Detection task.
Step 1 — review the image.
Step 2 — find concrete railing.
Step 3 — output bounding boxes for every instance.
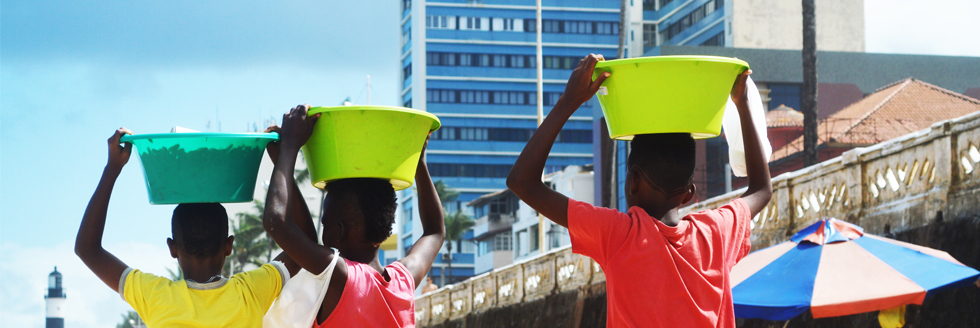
[415,111,980,327]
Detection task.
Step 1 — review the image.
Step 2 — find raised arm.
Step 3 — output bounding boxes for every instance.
[506,54,610,228]
[265,125,319,277]
[75,128,134,292]
[398,137,446,287]
[731,70,773,215]
[263,105,335,275]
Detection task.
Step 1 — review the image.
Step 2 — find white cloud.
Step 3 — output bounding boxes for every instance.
[0,241,176,328]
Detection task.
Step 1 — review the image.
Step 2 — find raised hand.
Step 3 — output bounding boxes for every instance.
[279,104,320,150]
[730,69,753,106]
[559,54,611,106]
[107,128,134,172]
[264,125,282,163]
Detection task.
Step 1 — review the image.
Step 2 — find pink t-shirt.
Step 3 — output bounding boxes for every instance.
[314,259,416,328]
[568,198,752,328]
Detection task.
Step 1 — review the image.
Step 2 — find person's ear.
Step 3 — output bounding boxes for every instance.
[681,184,697,205]
[628,169,641,196]
[167,238,179,259]
[224,236,234,257]
[337,221,348,241]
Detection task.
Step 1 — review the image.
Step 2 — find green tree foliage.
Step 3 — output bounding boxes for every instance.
[165,266,183,281]
[116,311,144,328]
[223,200,279,276]
[434,180,460,205]
[223,165,318,276]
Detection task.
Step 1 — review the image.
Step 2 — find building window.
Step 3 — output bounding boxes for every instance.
[462,240,476,253]
[524,19,617,35]
[660,0,722,42]
[643,23,658,48]
[426,15,454,29]
[488,196,518,217]
[403,99,412,108]
[429,163,513,178]
[643,0,657,10]
[658,0,675,8]
[544,92,562,106]
[494,18,520,31]
[515,230,525,255]
[478,232,513,255]
[529,224,539,252]
[548,225,566,248]
[426,88,594,108]
[430,126,591,143]
[460,16,487,31]
[427,51,614,70]
[402,203,413,233]
[701,32,724,46]
[492,54,507,67]
[557,129,594,143]
[402,64,412,80]
[494,232,512,251]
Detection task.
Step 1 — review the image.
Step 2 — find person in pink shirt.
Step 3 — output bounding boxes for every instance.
[507,54,772,327]
[263,105,446,327]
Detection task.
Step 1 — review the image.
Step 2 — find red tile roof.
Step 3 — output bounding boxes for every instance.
[766,104,804,128]
[772,78,980,161]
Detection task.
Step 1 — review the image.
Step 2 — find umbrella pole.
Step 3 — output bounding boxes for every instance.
[782,320,790,328]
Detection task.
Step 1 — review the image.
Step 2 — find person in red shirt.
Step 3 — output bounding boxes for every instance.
[263,105,446,327]
[507,54,772,327]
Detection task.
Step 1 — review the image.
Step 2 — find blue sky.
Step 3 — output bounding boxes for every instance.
[2,0,979,327]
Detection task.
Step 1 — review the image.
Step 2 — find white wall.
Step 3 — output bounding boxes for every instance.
[732,0,864,52]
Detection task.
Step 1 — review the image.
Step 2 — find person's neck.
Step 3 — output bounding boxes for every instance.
[179,256,225,282]
[640,204,683,227]
[344,247,385,274]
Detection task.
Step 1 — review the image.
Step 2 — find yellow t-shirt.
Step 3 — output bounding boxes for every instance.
[120,262,288,328]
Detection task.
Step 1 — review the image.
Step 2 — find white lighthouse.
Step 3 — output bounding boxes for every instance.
[45,266,66,328]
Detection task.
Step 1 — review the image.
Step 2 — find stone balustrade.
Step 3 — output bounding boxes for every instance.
[416,111,980,327]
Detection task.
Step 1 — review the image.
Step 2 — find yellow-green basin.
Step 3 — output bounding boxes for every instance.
[302,106,440,190]
[592,56,749,140]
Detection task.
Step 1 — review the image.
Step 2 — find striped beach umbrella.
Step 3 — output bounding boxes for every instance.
[731,218,979,320]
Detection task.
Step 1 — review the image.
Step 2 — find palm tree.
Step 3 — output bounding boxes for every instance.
[433,180,474,286]
[165,266,183,281]
[223,159,320,276]
[434,180,459,206]
[442,209,475,285]
[295,154,327,237]
[224,200,278,275]
[116,311,143,328]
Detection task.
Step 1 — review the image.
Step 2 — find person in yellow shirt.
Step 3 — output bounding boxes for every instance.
[75,127,316,327]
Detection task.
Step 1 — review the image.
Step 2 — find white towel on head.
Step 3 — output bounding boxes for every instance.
[721,76,772,177]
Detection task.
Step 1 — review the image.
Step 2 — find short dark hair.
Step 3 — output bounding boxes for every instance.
[326,178,397,244]
[628,133,696,194]
[171,203,229,258]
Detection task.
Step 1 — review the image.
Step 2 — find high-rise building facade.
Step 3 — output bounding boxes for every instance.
[397,0,624,286]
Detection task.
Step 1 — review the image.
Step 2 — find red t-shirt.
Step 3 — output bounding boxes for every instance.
[567,198,752,328]
[314,259,416,328]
